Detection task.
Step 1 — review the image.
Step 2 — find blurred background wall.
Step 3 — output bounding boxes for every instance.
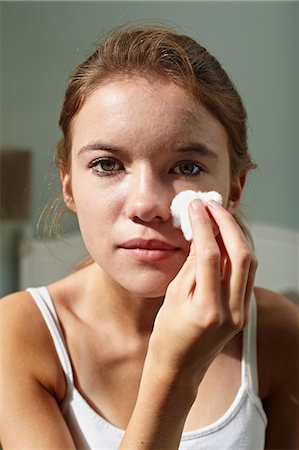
[1,1,298,297]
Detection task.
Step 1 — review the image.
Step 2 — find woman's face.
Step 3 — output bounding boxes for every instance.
[63,77,242,297]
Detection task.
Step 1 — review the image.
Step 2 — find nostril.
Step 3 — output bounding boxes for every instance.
[131,214,164,224]
[125,187,173,223]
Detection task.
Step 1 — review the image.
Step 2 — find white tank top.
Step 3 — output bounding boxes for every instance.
[27,287,267,449]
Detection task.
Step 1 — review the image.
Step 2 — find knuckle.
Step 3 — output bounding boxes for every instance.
[229,312,245,331]
[200,308,223,330]
[251,255,258,271]
[235,248,252,268]
[202,247,220,265]
[221,310,245,333]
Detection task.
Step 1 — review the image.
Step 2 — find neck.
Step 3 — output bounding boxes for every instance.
[80,263,165,337]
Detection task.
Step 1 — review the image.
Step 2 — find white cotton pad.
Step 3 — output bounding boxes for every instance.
[170,190,223,240]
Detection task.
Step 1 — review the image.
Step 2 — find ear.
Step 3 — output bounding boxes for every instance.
[227,172,247,215]
[60,168,77,213]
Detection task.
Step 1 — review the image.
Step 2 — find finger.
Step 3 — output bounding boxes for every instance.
[243,255,258,324]
[206,201,253,318]
[215,229,230,281]
[171,241,197,298]
[188,199,221,302]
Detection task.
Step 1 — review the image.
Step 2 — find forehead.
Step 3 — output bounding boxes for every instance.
[71,77,228,156]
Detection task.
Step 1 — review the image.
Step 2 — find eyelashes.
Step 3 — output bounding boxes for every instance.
[170,161,205,177]
[89,157,206,178]
[89,157,123,176]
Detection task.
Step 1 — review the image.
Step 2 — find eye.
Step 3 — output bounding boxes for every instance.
[171,161,205,177]
[89,157,123,175]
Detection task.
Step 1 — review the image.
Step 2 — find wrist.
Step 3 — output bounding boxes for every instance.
[119,339,201,450]
[141,341,200,406]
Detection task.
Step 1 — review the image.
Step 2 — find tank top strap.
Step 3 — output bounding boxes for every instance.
[26,287,74,386]
[28,286,259,396]
[242,293,259,395]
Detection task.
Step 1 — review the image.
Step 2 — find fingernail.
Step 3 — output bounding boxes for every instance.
[208,199,221,209]
[191,199,203,210]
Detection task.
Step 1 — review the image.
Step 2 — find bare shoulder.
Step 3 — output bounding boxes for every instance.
[1,290,65,400]
[254,290,299,447]
[1,291,75,447]
[255,286,299,339]
[1,290,47,347]
[255,286,299,327]
[254,287,299,396]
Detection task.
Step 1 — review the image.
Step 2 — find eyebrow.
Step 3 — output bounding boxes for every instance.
[78,142,121,155]
[78,141,219,160]
[175,143,218,160]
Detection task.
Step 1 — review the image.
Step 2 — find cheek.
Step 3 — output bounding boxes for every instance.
[214,162,233,210]
[71,175,123,235]
[75,196,120,233]
[74,196,120,265]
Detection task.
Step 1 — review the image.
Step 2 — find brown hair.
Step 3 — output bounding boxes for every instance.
[54,24,256,244]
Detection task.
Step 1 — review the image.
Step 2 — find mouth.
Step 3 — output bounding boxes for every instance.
[118,238,180,262]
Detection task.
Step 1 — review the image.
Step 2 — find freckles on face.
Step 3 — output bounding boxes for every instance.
[68,77,232,296]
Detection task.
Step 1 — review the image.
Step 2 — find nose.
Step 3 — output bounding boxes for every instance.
[125,164,172,223]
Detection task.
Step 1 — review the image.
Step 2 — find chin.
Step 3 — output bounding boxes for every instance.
[124,279,170,298]
[96,254,184,299]
[130,286,168,299]
[115,271,176,299]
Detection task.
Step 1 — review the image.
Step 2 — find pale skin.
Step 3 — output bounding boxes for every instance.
[1,77,298,449]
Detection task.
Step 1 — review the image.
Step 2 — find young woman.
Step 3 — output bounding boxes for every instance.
[1,25,298,449]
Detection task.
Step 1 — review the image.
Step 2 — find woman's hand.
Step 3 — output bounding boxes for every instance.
[120,199,258,450]
[148,198,258,388]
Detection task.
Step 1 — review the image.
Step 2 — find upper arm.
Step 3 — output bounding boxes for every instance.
[256,288,299,449]
[263,382,299,449]
[0,292,76,449]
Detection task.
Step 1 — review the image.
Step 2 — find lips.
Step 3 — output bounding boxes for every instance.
[118,238,180,262]
[119,238,178,251]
